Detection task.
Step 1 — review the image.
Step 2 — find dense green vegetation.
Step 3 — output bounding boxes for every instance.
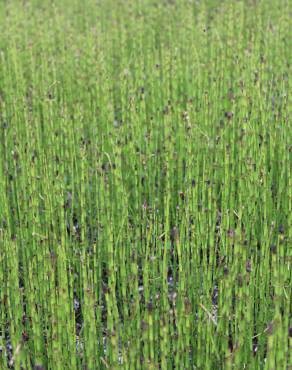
[0,0,291,368]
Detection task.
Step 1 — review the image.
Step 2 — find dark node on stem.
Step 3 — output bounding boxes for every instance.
[76,322,82,336]
[22,313,27,325]
[101,162,108,171]
[34,365,45,370]
[102,283,110,294]
[212,285,218,305]
[22,331,29,342]
[270,244,277,254]
[227,228,235,238]
[163,106,169,115]
[147,301,153,312]
[225,111,233,120]
[1,218,7,229]
[278,224,284,234]
[228,331,233,352]
[141,176,145,186]
[252,336,258,356]
[179,191,185,200]
[246,260,252,273]
[74,298,80,312]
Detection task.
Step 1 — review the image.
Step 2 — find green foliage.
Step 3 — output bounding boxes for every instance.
[0,0,291,368]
